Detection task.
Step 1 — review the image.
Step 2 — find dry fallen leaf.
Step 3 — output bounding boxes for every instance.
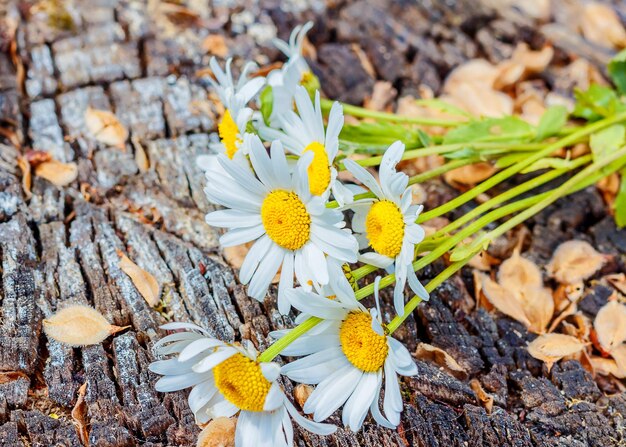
[470,379,494,413]
[580,3,626,49]
[594,301,626,353]
[609,344,626,378]
[523,287,555,335]
[444,163,497,187]
[43,304,127,347]
[547,240,606,284]
[480,274,532,327]
[589,355,621,377]
[197,417,236,447]
[497,249,543,291]
[294,384,313,409]
[72,383,89,445]
[118,250,161,307]
[527,333,587,371]
[364,81,397,112]
[132,136,150,172]
[85,107,128,150]
[16,156,32,199]
[415,343,467,379]
[202,34,229,57]
[34,159,78,187]
[605,273,626,295]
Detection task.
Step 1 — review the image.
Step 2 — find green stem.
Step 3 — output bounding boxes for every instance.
[386,260,468,334]
[327,158,476,209]
[433,155,592,237]
[416,111,626,223]
[346,141,546,170]
[258,317,321,363]
[321,98,467,127]
[459,147,626,258]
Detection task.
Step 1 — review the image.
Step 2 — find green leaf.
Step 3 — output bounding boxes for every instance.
[449,234,489,262]
[572,84,623,121]
[416,129,432,148]
[413,98,473,118]
[615,167,626,228]
[259,86,273,126]
[609,49,626,95]
[535,105,568,141]
[589,124,625,163]
[520,157,575,174]
[495,153,528,169]
[444,147,478,160]
[443,117,533,145]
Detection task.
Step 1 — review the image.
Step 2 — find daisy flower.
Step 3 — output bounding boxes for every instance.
[203,133,358,313]
[343,141,429,315]
[275,286,417,431]
[197,57,266,171]
[265,22,315,125]
[259,86,353,204]
[150,322,335,447]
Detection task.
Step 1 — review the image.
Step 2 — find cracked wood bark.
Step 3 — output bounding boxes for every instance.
[1,1,626,446]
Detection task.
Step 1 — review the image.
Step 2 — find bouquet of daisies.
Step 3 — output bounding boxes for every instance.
[150,23,626,446]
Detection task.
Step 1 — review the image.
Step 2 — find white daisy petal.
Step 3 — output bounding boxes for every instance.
[342,372,379,431]
[192,347,238,373]
[247,244,285,301]
[284,397,337,436]
[219,224,265,247]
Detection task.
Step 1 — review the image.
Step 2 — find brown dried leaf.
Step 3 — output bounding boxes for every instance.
[498,249,543,291]
[527,333,587,371]
[34,160,78,187]
[25,149,52,167]
[197,417,236,447]
[589,355,621,377]
[580,3,626,49]
[547,240,606,284]
[72,383,89,445]
[469,379,494,413]
[415,343,467,379]
[444,162,497,187]
[511,43,554,74]
[493,61,525,90]
[523,287,555,334]
[16,156,31,199]
[202,34,229,58]
[118,251,161,307]
[468,250,500,271]
[43,304,127,347]
[85,107,128,150]
[132,136,150,172]
[594,301,626,352]
[294,384,313,409]
[480,274,531,327]
[605,273,626,295]
[609,344,626,378]
[364,81,397,112]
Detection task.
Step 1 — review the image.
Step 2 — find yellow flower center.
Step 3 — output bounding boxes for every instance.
[339,312,388,372]
[365,200,405,258]
[300,71,314,85]
[218,109,241,159]
[213,353,272,412]
[261,190,311,250]
[302,142,331,196]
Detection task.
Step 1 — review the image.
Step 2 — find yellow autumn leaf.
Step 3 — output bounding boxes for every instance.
[469,379,494,413]
[594,301,626,352]
[34,160,78,187]
[85,107,128,150]
[118,251,161,307]
[197,417,236,447]
[43,304,127,347]
[547,240,606,284]
[527,333,587,371]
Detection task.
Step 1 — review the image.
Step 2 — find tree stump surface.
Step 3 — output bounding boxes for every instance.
[1,1,626,446]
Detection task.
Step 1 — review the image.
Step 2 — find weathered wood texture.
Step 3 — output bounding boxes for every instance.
[1,0,626,446]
